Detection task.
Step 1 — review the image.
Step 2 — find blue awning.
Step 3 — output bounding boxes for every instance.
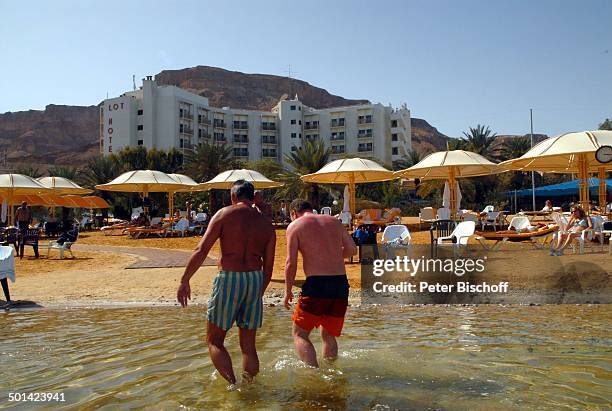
[507,178,612,198]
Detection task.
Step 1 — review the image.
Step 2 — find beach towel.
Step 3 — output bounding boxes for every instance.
[0,246,15,283]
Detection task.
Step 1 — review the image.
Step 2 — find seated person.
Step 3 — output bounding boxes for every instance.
[541,200,553,212]
[352,225,369,245]
[550,206,591,256]
[133,212,149,227]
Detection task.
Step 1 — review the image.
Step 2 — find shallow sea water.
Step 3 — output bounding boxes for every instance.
[0,305,610,410]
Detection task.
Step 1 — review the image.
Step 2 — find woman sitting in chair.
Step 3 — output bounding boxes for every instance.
[550,206,591,256]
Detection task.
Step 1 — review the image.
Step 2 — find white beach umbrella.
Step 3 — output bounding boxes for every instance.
[301,158,395,217]
[0,174,51,224]
[197,169,283,190]
[395,150,499,219]
[499,130,612,209]
[95,170,185,195]
[442,181,462,210]
[38,176,93,195]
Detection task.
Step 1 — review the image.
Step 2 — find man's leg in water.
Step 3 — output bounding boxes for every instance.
[321,327,338,360]
[207,321,236,384]
[238,328,259,381]
[293,323,318,367]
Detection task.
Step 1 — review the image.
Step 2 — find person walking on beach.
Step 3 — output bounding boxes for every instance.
[284,199,357,367]
[15,201,31,230]
[177,180,276,384]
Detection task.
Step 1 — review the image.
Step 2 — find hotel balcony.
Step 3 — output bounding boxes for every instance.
[180,128,194,135]
[261,123,277,131]
[213,120,226,128]
[330,119,345,128]
[261,137,277,144]
[357,132,373,139]
[180,112,194,120]
[330,135,345,141]
[232,136,249,144]
[357,117,373,124]
[304,123,319,130]
[198,117,211,125]
[233,122,249,130]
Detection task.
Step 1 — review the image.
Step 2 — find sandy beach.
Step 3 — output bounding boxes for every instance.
[7,216,609,308]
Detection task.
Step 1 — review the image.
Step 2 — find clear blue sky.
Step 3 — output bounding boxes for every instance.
[1,0,611,138]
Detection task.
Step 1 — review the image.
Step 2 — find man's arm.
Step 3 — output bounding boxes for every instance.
[340,222,358,257]
[283,224,299,309]
[177,210,223,307]
[261,228,276,294]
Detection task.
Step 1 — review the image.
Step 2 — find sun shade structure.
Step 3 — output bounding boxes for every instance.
[394,150,500,219]
[301,158,395,216]
[95,170,186,195]
[0,174,51,225]
[38,176,93,195]
[499,131,612,210]
[198,169,283,190]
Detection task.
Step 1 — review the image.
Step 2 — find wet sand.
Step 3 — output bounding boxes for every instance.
[8,221,611,308]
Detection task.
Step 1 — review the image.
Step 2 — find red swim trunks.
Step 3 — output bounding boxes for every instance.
[293,275,349,337]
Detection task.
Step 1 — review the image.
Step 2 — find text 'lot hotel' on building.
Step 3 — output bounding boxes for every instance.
[100,77,412,166]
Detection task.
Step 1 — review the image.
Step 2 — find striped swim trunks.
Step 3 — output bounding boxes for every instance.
[207,270,264,331]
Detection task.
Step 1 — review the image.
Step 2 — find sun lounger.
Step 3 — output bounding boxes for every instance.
[125,226,168,239]
[475,223,558,251]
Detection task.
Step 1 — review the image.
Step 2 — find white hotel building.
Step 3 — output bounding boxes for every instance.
[100,77,411,165]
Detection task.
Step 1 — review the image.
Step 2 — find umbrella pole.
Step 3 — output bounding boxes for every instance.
[168,191,174,233]
[448,167,457,220]
[578,154,589,211]
[598,167,606,210]
[349,175,356,229]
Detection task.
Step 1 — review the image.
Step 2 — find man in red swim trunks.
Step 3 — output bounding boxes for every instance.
[284,199,357,367]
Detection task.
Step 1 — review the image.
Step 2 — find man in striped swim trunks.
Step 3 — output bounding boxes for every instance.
[284,199,357,367]
[177,180,276,384]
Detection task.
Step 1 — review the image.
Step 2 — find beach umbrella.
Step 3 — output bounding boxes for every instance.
[96,170,186,214]
[0,174,51,225]
[442,181,462,210]
[499,131,612,210]
[38,176,93,195]
[197,169,283,190]
[395,150,500,219]
[301,158,395,217]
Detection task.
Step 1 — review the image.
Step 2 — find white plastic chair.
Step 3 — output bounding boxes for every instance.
[47,231,79,260]
[339,211,352,226]
[508,216,532,231]
[481,211,504,231]
[437,221,475,253]
[419,207,435,228]
[321,207,332,215]
[195,213,208,223]
[381,224,411,258]
[150,217,162,226]
[482,205,495,213]
[173,218,190,237]
[436,207,450,220]
[312,209,319,215]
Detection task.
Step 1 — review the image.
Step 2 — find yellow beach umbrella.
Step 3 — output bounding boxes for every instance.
[38,176,93,195]
[301,158,395,217]
[499,131,612,210]
[0,174,51,225]
[394,150,500,219]
[197,169,283,190]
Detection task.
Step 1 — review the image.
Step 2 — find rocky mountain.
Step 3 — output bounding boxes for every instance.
[0,66,450,169]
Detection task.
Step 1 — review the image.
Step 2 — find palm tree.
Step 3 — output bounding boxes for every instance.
[447,138,468,151]
[499,136,531,161]
[47,166,79,180]
[79,156,123,188]
[13,166,42,178]
[184,141,237,211]
[392,149,428,171]
[282,139,331,208]
[462,124,499,160]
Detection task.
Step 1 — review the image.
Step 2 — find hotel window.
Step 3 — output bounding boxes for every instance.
[291,105,296,111]
[291,119,296,125]
[137,139,143,146]
[137,109,143,115]
[179,124,184,133]
[137,125,143,131]
[391,120,398,127]
[291,133,297,138]
[392,133,398,141]
[291,146,297,151]
[392,147,399,155]
[299,120,302,125]
[179,139,184,148]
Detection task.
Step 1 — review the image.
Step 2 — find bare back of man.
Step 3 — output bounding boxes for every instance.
[177,181,275,385]
[284,200,357,367]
